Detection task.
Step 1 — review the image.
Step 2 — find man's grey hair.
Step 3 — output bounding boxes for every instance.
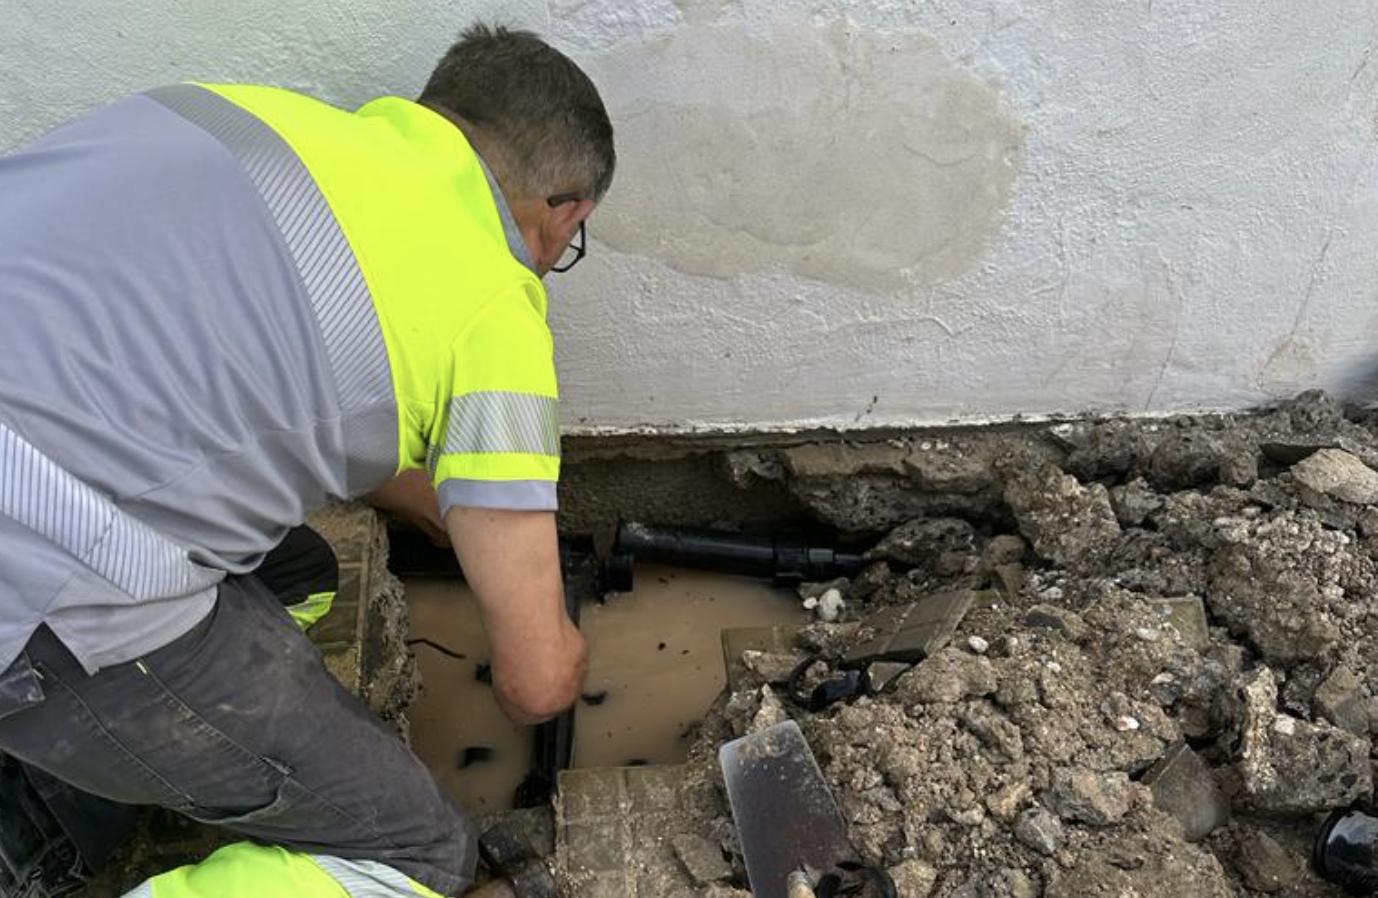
[420,24,615,203]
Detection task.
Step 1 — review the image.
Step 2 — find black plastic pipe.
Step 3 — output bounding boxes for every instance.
[613,521,865,586]
[1316,806,1378,895]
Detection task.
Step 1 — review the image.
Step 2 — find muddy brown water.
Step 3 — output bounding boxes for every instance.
[406,566,808,814]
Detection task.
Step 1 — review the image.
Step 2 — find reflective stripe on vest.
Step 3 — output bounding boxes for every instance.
[144,84,395,495]
[0,420,219,600]
[424,391,561,475]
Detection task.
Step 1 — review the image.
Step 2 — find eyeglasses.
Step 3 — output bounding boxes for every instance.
[547,192,587,274]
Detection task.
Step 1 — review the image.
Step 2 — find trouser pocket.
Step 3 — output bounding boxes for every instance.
[0,653,44,722]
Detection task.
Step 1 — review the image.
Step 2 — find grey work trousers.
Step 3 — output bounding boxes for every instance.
[0,574,475,896]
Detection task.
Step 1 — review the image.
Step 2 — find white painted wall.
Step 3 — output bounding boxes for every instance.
[6,0,1378,434]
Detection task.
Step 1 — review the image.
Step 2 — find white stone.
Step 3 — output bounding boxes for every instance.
[815,588,845,623]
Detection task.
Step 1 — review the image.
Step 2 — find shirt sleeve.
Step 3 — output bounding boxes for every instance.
[428,284,560,514]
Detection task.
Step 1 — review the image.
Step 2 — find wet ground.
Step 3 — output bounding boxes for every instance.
[406,567,807,815]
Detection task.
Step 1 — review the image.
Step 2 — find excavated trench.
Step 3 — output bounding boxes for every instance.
[410,389,1378,898]
[405,569,807,815]
[69,389,1378,898]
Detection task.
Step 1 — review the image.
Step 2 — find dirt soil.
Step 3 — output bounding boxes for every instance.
[667,391,1378,898]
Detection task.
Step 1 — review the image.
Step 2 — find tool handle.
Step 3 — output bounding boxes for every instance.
[787,870,817,898]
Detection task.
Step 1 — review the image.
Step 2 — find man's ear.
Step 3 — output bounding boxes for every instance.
[545,197,596,239]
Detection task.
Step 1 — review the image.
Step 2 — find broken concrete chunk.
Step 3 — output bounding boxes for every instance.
[781,441,909,479]
[1142,742,1230,842]
[1232,831,1300,893]
[1148,431,1226,490]
[720,450,785,488]
[1044,768,1136,826]
[1290,448,1378,505]
[864,661,914,694]
[981,534,1027,567]
[1205,545,1340,664]
[1046,832,1234,898]
[1110,477,1165,527]
[670,833,732,885]
[867,517,976,566]
[991,563,1026,598]
[746,686,790,735]
[1286,389,1348,431]
[1144,596,1210,650]
[886,859,938,898]
[1023,605,1090,642]
[845,562,892,603]
[1004,464,1121,567]
[933,549,978,577]
[1012,805,1065,856]
[1061,420,1153,481]
[1314,664,1371,737]
[721,627,798,693]
[739,650,803,685]
[1234,667,1373,813]
[843,590,982,666]
[1217,444,1259,488]
[893,648,997,705]
[999,869,1039,898]
[985,780,1031,822]
[959,700,1025,762]
[701,888,752,898]
[1260,432,1378,468]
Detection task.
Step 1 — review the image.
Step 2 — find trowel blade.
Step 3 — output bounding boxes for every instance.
[719,720,855,898]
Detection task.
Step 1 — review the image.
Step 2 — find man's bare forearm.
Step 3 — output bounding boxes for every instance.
[446,506,587,724]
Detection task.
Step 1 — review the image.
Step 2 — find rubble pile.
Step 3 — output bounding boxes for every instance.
[689,391,1378,897]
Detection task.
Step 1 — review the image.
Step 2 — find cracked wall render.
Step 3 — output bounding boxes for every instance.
[6,0,1378,434]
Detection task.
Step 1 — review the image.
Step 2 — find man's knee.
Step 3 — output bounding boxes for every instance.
[370,783,478,895]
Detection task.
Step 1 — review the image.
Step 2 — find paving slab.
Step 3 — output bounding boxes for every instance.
[557,765,704,898]
[843,590,986,666]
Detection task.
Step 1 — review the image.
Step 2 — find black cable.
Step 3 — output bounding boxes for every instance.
[405,637,468,661]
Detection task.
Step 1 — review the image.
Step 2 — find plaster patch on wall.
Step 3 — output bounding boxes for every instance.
[585,17,1023,292]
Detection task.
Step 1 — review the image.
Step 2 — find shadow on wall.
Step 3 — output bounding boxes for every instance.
[1342,359,1378,406]
[583,14,1025,292]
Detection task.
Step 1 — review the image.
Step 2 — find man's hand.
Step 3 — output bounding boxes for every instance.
[365,470,450,546]
[446,506,587,725]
